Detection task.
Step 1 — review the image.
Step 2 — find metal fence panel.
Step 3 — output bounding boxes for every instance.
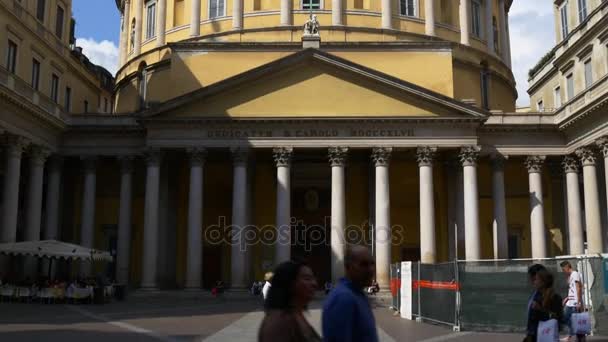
[390,263,401,311]
[418,262,457,326]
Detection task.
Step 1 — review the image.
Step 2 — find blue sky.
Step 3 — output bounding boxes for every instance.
[72,0,555,107]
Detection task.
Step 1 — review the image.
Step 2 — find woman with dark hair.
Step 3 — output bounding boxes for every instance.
[524,268,563,342]
[258,261,321,342]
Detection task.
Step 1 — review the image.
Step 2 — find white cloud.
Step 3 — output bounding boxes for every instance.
[75,37,119,75]
[509,1,556,107]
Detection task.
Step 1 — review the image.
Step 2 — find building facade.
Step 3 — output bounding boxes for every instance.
[2,0,607,290]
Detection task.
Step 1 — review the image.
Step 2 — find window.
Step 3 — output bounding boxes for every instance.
[302,0,320,10]
[84,100,89,113]
[399,0,417,17]
[6,40,17,74]
[537,100,544,112]
[566,73,575,100]
[471,0,482,38]
[31,59,40,90]
[560,3,569,40]
[65,87,71,111]
[584,59,593,88]
[50,74,59,103]
[578,0,587,23]
[55,6,64,39]
[36,0,46,22]
[554,86,562,108]
[146,1,157,39]
[480,70,490,109]
[209,0,226,18]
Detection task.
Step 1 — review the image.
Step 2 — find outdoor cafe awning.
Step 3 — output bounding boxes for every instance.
[0,240,113,262]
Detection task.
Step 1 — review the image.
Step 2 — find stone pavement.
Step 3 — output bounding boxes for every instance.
[0,293,606,341]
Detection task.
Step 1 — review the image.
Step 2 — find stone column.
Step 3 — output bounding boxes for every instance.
[446,159,459,260]
[525,156,547,259]
[233,0,243,29]
[425,0,435,36]
[133,0,143,55]
[1,135,26,243]
[372,147,392,289]
[576,148,604,254]
[120,0,131,65]
[597,138,608,252]
[185,149,206,289]
[329,147,347,282]
[116,157,135,285]
[156,0,166,46]
[498,0,508,62]
[563,156,584,255]
[280,0,291,26]
[44,156,63,241]
[141,150,162,289]
[24,147,49,276]
[459,146,480,260]
[381,0,392,30]
[332,0,343,25]
[459,0,471,46]
[417,147,437,264]
[273,147,293,264]
[485,0,494,52]
[190,0,201,36]
[79,157,97,277]
[456,161,465,258]
[490,154,508,259]
[231,148,249,289]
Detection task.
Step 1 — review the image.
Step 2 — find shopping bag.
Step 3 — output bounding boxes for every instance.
[537,319,559,342]
[572,311,591,335]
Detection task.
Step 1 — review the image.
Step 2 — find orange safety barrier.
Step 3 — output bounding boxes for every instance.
[412,280,459,291]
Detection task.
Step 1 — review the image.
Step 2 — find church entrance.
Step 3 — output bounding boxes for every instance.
[291,158,332,287]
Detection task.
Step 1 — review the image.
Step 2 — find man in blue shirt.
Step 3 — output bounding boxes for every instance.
[322,245,378,342]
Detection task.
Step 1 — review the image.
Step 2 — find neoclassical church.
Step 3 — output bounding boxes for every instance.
[1,0,607,290]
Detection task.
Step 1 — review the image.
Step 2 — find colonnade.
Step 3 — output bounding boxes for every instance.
[2,134,606,290]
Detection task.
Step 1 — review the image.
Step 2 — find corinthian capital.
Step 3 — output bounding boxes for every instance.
[371,147,392,167]
[416,146,437,167]
[562,155,580,174]
[596,137,608,158]
[524,155,546,173]
[575,147,597,166]
[28,145,51,166]
[3,133,28,157]
[143,149,163,167]
[273,147,293,167]
[459,146,481,167]
[188,148,207,167]
[328,147,348,167]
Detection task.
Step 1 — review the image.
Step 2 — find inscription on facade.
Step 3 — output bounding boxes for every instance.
[206,128,415,139]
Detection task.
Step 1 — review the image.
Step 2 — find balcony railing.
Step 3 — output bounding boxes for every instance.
[0,65,62,118]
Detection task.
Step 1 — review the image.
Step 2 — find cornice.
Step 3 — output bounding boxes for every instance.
[559,93,608,130]
[0,86,67,132]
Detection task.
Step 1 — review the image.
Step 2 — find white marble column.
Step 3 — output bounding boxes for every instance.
[456,161,465,258]
[280,0,292,26]
[576,148,604,254]
[156,0,167,46]
[116,157,135,285]
[79,157,97,277]
[381,0,392,30]
[233,0,243,29]
[417,147,437,264]
[459,0,471,46]
[491,154,508,259]
[525,156,547,259]
[498,0,508,63]
[1,135,26,243]
[273,147,293,264]
[120,1,131,65]
[329,147,347,282]
[133,0,143,55]
[24,147,49,276]
[425,0,436,36]
[372,147,392,289]
[141,150,162,289]
[44,156,63,241]
[231,148,249,289]
[190,0,201,36]
[485,0,494,52]
[185,149,206,289]
[446,159,459,261]
[597,138,608,252]
[562,156,584,255]
[459,146,480,260]
[332,0,343,25]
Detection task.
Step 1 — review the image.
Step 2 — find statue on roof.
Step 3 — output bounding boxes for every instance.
[303,14,320,36]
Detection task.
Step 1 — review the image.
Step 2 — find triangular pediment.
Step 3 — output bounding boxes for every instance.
[141,49,487,120]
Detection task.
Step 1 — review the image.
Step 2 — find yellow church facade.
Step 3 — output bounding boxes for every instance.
[2,0,607,291]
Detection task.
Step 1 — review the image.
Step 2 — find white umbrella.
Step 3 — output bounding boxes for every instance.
[0,240,113,262]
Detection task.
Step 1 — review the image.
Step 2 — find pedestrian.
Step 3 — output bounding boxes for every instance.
[560,261,586,342]
[322,245,378,342]
[262,272,273,301]
[258,261,320,342]
[524,266,563,342]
